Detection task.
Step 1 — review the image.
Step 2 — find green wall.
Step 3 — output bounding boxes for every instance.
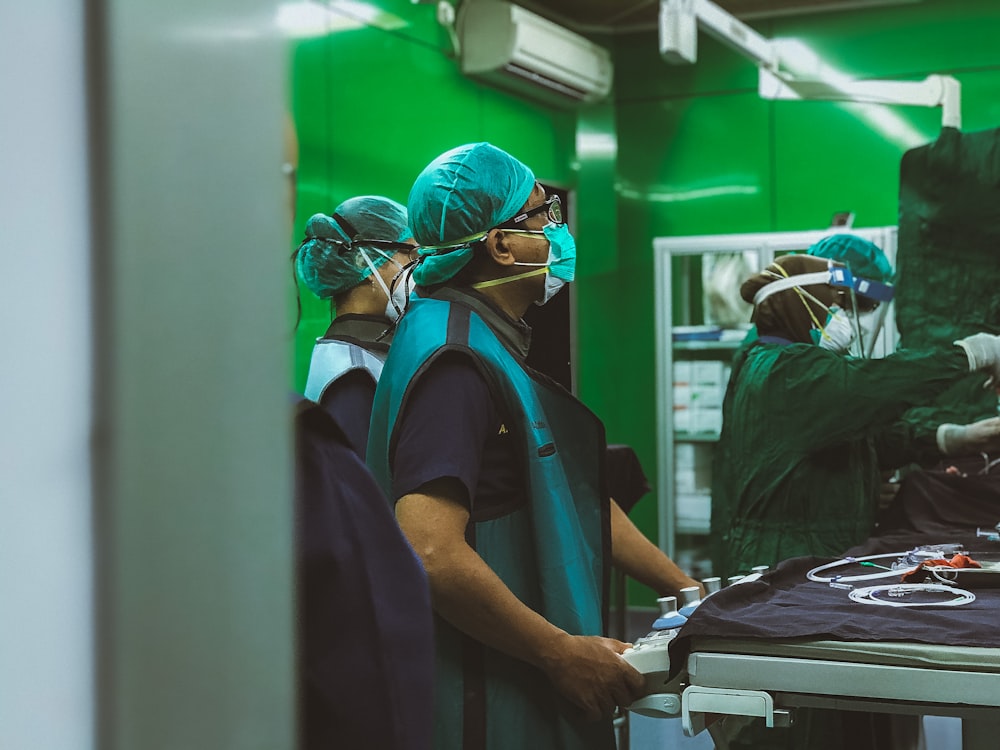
[290,0,1000,608]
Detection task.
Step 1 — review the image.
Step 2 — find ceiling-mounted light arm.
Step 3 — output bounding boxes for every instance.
[660,0,777,71]
[659,0,962,130]
[411,0,460,57]
[760,71,962,129]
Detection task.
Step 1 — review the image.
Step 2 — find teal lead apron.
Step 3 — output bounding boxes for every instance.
[368,293,613,750]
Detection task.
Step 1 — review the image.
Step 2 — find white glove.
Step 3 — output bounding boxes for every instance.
[936,417,1000,456]
[954,333,1000,385]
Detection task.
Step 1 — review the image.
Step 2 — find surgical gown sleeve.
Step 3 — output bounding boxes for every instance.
[316,369,377,459]
[873,373,998,470]
[741,344,972,450]
[712,343,974,577]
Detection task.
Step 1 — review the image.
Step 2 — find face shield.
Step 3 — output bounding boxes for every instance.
[827,265,895,358]
[751,260,894,357]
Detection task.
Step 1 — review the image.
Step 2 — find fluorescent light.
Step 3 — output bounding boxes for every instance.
[276,1,407,39]
[576,132,618,158]
[619,184,759,203]
[330,0,407,29]
[276,2,362,37]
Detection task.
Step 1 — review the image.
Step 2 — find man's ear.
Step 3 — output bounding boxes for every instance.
[483,229,517,267]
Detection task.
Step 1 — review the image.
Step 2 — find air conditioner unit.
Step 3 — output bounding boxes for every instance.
[457,1,613,107]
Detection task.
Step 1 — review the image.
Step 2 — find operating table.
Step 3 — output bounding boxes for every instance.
[625,464,1000,749]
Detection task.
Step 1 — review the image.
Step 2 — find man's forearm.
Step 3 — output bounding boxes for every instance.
[609,499,701,596]
[396,487,647,717]
[420,532,565,667]
[396,487,565,668]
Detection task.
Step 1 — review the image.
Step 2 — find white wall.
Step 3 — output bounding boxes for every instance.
[1,1,294,748]
[0,2,95,749]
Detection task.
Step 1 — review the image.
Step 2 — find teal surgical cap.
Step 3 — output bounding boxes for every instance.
[408,142,536,285]
[295,195,413,299]
[808,234,894,283]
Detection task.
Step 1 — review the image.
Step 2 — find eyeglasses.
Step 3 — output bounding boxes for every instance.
[362,239,419,254]
[496,192,563,229]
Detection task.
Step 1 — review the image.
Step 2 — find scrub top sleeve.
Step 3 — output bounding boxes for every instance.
[390,351,497,509]
[317,369,377,460]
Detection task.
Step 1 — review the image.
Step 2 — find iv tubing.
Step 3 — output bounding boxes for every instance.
[807,553,917,583]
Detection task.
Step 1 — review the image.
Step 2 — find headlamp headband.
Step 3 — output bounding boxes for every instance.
[828,266,895,303]
[753,264,894,306]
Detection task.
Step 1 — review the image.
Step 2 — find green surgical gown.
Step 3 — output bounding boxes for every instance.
[711,341,972,579]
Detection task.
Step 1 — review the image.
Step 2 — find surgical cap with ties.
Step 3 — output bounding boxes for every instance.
[808,233,894,284]
[294,195,413,299]
[407,142,536,285]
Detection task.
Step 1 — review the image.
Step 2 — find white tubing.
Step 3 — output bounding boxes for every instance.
[806,553,917,583]
[848,583,975,607]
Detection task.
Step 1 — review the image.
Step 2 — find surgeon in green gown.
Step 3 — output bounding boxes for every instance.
[711,236,1000,579]
[712,247,1000,579]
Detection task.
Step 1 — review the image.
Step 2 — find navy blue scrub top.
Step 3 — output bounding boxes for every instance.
[317,368,377,459]
[294,397,434,750]
[390,351,525,519]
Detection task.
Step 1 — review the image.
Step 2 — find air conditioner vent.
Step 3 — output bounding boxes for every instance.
[459,1,613,108]
[502,63,589,101]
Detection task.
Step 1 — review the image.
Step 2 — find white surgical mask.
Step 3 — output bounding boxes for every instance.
[537,274,566,305]
[814,307,856,353]
[359,248,406,322]
[386,263,416,322]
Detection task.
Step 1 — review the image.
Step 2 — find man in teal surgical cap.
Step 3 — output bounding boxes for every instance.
[367,143,701,750]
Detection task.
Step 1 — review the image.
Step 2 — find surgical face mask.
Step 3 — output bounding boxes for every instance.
[540,223,576,283]
[358,248,405,322]
[812,306,856,353]
[386,262,416,322]
[482,222,577,305]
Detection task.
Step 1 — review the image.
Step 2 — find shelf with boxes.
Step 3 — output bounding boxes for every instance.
[672,357,729,439]
[671,354,734,536]
[653,233,776,567]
